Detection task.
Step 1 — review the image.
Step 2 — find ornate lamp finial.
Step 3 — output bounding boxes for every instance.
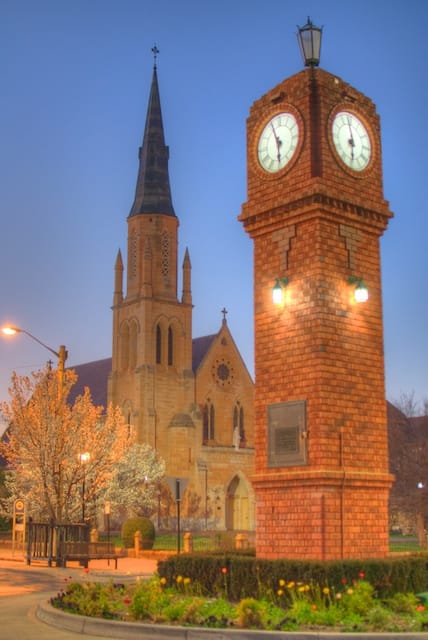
[297,17,322,68]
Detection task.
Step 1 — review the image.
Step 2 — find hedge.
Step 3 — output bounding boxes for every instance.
[158,553,428,600]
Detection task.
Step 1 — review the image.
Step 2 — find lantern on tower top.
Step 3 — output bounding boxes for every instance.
[297,17,322,68]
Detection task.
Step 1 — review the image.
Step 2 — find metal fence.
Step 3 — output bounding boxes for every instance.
[26,520,89,566]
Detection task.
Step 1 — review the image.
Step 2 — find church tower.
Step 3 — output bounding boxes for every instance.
[109,56,194,476]
[240,22,393,559]
[107,51,255,531]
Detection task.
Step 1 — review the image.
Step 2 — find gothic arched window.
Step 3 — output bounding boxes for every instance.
[233,402,246,448]
[156,324,162,364]
[202,400,215,443]
[161,231,170,276]
[168,326,174,366]
[129,320,138,370]
[120,323,130,371]
[130,230,138,279]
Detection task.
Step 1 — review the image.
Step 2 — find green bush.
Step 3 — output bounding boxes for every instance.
[157,553,428,601]
[236,597,265,629]
[121,517,155,549]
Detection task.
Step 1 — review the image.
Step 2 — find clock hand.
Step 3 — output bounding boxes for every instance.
[271,123,283,163]
[347,117,355,161]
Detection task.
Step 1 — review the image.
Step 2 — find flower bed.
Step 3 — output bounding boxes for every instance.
[50,572,428,633]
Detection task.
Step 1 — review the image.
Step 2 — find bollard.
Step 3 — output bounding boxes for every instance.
[134,530,141,558]
[183,531,193,553]
[235,533,248,550]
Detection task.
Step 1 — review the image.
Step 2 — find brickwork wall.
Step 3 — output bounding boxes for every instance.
[241,67,393,559]
[253,474,390,559]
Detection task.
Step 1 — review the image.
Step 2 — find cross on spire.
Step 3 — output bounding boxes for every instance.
[221,307,228,324]
[152,44,159,68]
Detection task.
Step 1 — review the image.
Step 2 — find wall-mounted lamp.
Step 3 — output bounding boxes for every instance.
[272,278,289,305]
[349,277,369,303]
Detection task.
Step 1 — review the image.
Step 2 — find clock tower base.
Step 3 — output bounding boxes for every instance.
[253,471,391,560]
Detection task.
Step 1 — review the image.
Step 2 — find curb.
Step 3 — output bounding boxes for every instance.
[36,600,428,640]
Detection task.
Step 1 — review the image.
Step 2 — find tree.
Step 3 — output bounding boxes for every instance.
[0,366,131,523]
[388,401,428,541]
[102,442,165,520]
[394,390,420,417]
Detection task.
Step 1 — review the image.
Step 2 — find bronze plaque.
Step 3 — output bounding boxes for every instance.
[267,400,307,467]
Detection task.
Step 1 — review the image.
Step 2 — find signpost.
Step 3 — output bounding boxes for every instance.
[104,501,111,565]
[166,477,188,553]
[12,498,25,554]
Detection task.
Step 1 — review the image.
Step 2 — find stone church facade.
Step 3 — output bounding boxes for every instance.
[75,63,255,531]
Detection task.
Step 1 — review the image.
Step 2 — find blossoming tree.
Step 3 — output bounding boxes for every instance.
[102,442,166,520]
[0,366,131,523]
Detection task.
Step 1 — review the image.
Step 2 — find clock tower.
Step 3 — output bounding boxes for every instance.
[240,23,393,559]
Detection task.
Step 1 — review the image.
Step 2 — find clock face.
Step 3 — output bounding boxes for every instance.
[257,112,299,173]
[332,111,371,171]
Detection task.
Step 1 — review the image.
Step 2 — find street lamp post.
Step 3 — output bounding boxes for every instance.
[417,482,426,547]
[104,501,111,565]
[79,452,90,522]
[1,326,68,384]
[2,324,69,557]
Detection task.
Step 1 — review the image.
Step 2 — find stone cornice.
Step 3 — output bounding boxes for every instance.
[240,192,393,237]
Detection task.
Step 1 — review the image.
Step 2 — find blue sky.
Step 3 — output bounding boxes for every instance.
[0,0,427,413]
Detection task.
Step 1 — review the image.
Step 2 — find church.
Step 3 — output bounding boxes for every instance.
[72,60,255,532]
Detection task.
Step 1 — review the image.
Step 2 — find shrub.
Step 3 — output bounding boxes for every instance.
[129,577,171,621]
[121,517,155,549]
[236,597,265,628]
[158,553,428,600]
[340,580,377,616]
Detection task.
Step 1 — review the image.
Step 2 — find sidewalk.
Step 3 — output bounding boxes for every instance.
[0,543,160,579]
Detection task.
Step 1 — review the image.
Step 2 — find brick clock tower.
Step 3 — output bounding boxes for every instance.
[240,22,393,560]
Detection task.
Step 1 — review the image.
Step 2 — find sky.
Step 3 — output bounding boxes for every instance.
[0,0,427,419]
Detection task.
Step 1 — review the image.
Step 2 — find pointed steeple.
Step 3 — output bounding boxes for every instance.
[113,249,123,305]
[182,247,192,305]
[129,57,175,217]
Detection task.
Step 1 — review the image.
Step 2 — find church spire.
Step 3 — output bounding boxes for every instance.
[129,50,175,217]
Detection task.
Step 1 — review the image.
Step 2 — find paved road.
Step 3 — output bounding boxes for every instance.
[0,591,110,640]
[0,554,158,639]
[0,562,72,594]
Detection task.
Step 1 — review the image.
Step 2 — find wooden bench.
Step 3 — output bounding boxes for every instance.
[59,541,124,569]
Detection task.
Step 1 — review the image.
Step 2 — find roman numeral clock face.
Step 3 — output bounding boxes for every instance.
[332,111,372,171]
[257,112,299,173]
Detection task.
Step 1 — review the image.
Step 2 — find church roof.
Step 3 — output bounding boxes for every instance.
[69,335,217,409]
[192,334,217,373]
[129,64,175,217]
[68,358,112,408]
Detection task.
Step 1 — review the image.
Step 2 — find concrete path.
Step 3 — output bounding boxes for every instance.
[0,546,159,640]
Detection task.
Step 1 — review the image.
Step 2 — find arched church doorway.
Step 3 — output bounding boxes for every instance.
[226,475,250,530]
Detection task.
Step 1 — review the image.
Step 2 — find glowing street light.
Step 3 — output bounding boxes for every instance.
[1,326,68,377]
[79,452,91,522]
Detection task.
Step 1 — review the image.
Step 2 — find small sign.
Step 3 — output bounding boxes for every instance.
[166,477,189,502]
[14,499,25,513]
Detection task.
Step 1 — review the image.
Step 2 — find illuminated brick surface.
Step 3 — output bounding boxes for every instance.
[240,68,393,559]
